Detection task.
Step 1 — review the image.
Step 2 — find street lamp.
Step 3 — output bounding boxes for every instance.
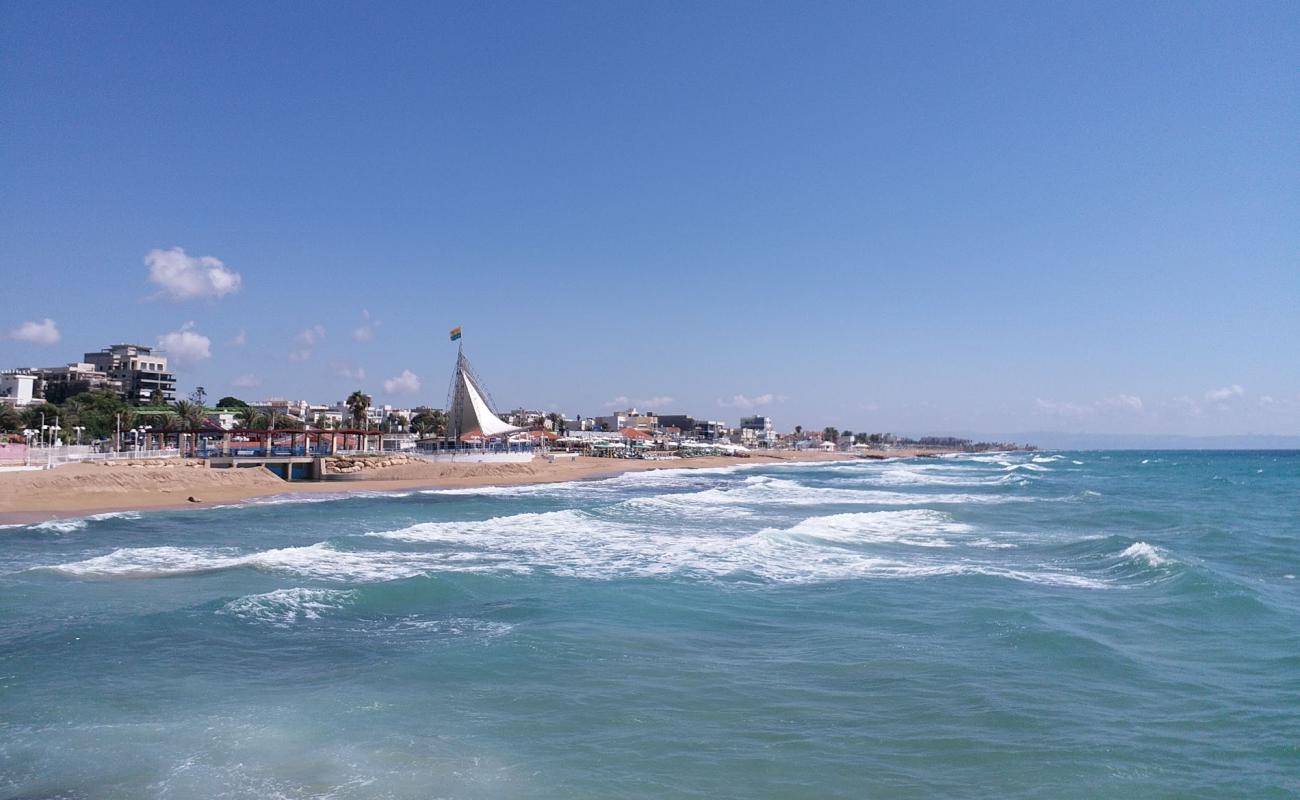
[73,425,85,445]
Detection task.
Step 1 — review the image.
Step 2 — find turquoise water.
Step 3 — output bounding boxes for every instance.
[2,451,1297,798]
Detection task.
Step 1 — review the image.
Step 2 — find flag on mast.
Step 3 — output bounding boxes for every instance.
[449,326,462,341]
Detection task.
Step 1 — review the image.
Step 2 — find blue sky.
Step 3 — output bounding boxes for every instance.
[2,1,1296,437]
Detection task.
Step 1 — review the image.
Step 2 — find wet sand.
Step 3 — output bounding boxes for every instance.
[0,450,881,525]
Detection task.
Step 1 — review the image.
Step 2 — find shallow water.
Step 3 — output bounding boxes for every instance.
[2,451,1297,798]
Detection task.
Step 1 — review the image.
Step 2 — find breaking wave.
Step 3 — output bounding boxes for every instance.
[28,511,143,533]
[36,542,517,583]
[219,588,356,627]
[363,508,1101,588]
[1119,541,1169,568]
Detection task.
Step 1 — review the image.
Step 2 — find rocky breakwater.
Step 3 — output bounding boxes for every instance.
[323,453,427,476]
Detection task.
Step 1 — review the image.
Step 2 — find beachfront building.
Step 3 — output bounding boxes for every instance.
[0,371,38,407]
[738,414,777,447]
[25,362,123,403]
[694,419,730,442]
[506,408,546,428]
[253,398,311,421]
[82,344,177,404]
[656,414,695,434]
[592,408,658,432]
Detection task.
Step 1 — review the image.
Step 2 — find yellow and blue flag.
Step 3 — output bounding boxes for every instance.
[449,326,462,341]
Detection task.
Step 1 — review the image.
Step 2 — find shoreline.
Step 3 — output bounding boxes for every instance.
[0,450,945,525]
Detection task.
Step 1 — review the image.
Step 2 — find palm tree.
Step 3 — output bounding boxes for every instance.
[235,405,262,430]
[346,390,371,429]
[794,425,803,439]
[172,400,206,431]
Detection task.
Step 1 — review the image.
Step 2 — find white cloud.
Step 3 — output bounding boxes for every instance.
[352,309,380,342]
[717,393,781,410]
[1034,398,1094,417]
[230,329,247,346]
[1259,394,1276,407]
[288,325,325,361]
[333,363,366,381]
[145,247,241,300]
[1164,395,1204,417]
[7,318,60,345]
[1204,384,1244,403]
[1101,394,1144,412]
[157,321,211,368]
[383,369,421,394]
[231,373,261,388]
[604,394,674,410]
[1037,394,1144,417]
[296,325,325,346]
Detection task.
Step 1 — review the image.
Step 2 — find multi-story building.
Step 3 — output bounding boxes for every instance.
[656,414,695,434]
[506,408,546,428]
[738,414,778,447]
[693,419,730,442]
[0,371,38,406]
[82,344,176,404]
[27,363,123,403]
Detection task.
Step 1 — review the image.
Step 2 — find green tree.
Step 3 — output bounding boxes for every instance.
[271,412,302,430]
[189,386,207,406]
[22,403,59,430]
[0,405,22,432]
[822,427,839,444]
[794,425,803,439]
[410,408,447,437]
[148,389,165,406]
[346,390,371,428]
[59,389,134,440]
[235,406,263,430]
[216,396,249,409]
[172,400,206,431]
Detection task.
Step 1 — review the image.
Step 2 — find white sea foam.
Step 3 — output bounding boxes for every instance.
[647,475,1018,508]
[846,465,1005,488]
[1001,463,1049,472]
[29,519,88,533]
[28,511,143,533]
[365,508,1097,588]
[38,542,502,582]
[361,616,513,640]
[220,588,356,627]
[1032,455,1065,463]
[766,510,972,548]
[1120,542,1168,567]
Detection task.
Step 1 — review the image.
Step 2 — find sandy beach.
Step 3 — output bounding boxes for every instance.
[0,450,903,524]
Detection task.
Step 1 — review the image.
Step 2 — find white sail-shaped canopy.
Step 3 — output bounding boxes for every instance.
[447,350,521,440]
[457,368,519,437]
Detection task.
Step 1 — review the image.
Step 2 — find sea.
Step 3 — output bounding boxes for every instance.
[1,451,1297,799]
